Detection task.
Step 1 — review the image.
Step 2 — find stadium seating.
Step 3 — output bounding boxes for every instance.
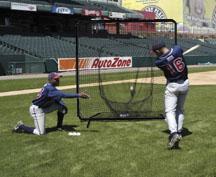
[0,34,99,58]
[0,43,22,55]
[1,33,216,59]
[178,37,216,56]
[205,39,216,45]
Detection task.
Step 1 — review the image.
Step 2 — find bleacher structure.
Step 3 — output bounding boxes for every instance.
[206,39,216,45]
[178,37,216,56]
[1,33,216,58]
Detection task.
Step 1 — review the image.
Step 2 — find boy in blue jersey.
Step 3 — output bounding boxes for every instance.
[13,72,89,135]
[152,42,189,149]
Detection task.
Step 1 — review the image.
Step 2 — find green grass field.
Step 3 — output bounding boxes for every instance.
[0,67,216,177]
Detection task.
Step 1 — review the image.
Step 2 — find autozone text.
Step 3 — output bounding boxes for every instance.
[91,57,132,69]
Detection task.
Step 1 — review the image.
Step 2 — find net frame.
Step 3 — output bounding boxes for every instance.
[75,19,177,127]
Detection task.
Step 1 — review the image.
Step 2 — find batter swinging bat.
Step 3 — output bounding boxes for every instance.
[183,44,200,55]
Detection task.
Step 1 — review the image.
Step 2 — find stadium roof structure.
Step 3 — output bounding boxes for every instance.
[0,0,143,19]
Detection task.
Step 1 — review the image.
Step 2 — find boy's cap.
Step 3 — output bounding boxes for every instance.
[48,72,62,80]
[152,41,166,51]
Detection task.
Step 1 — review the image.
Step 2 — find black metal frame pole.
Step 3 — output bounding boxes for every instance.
[116,22,120,35]
[174,21,177,45]
[75,21,80,118]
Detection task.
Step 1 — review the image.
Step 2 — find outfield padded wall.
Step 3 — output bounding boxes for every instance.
[0,55,45,75]
[0,55,24,75]
[184,56,216,65]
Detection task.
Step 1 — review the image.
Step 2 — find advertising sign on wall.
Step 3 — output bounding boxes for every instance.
[51,6,74,14]
[183,0,216,32]
[109,12,126,19]
[82,9,102,17]
[11,2,37,11]
[58,57,132,71]
[122,0,216,33]
[122,0,183,21]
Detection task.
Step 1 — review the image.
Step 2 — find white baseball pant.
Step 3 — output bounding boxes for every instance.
[164,79,189,134]
[29,103,65,135]
[29,105,45,135]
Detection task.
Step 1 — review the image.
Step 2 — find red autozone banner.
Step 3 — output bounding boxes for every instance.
[58,57,132,71]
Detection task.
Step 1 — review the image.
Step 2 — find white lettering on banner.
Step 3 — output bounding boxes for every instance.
[91,57,132,69]
[109,12,126,19]
[11,2,37,11]
[56,7,71,14]
[143,5,167,19]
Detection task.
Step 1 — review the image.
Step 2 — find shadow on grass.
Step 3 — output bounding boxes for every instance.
[162,127,193,137]
[78,129,99,133]
[46,124,78,134]
[46,124,99,133]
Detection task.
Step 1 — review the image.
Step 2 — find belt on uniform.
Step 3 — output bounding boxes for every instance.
[169,77,188,83]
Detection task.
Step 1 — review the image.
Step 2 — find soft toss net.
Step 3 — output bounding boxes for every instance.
[75,19,177,127]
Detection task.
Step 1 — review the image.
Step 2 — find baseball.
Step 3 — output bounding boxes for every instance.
[130,85,135,97]
[68,132,81,136]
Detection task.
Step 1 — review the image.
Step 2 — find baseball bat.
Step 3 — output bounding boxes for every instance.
[183,44,200,55]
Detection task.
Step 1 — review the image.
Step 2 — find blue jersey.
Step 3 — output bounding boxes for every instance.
[155,45,188,82]
[32,83,80,108]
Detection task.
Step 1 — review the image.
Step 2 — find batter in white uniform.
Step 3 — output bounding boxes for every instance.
[152,42,189,149]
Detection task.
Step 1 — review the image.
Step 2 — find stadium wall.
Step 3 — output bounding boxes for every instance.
[0,55,45,75]
[1,55,216,75]
[0,55,25,75]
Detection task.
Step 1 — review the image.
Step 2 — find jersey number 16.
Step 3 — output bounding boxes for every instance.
[166,57,185,75]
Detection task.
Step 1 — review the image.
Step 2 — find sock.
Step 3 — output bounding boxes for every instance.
[57,111,64,128]
[20,124,34,133]
[166,112,177,134]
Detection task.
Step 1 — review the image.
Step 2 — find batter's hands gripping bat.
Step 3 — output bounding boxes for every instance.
[183,44,200,55]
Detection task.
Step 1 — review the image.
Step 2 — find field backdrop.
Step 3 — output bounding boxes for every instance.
[0,66,216,177]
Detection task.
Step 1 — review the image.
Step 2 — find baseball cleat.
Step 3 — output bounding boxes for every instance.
[178,134,182,140]
[178,131,183,139]
[56,127,68,132]
[167,133,181,149]
[12,120,24,133]
[57,127,64,131]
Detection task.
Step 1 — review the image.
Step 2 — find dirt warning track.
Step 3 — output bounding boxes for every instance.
[0,71,216,97]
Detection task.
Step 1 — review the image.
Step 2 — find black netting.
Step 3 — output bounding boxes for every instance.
[77,20,177,121]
